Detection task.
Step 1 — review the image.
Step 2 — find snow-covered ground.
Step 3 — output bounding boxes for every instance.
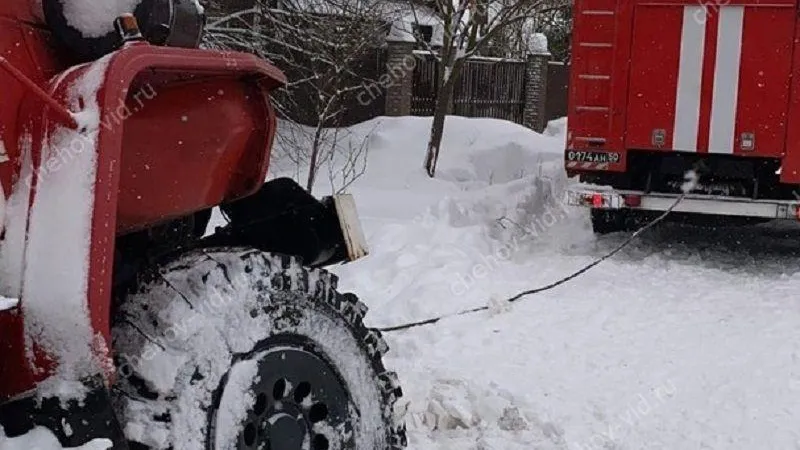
[0,427,110,450]
[13,114,800,449]
[271,115,800,450]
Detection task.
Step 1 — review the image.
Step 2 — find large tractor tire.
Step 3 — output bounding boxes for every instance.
[111,248,406,450]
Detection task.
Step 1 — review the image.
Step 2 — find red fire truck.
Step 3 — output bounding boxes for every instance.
[565,0,800,233]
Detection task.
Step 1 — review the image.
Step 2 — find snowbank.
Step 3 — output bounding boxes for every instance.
[266,113,800,450]
[263,115,571,448]
[544,116,567,138]
[0,427,111,450]
[271,115,568,315]
[272,115,564,193]
[270,111,800,450]
[326,116,569,448]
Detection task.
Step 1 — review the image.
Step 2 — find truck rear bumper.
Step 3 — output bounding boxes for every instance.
[567,188,800,220]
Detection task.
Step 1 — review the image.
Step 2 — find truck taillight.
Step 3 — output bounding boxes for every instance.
[623,194,642,207]
[579,193,612,207]
[570,191,623,209]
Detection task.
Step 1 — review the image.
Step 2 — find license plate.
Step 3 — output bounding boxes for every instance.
[566,151,621,163]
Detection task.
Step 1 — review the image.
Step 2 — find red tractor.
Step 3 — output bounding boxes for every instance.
[0,1,406,449]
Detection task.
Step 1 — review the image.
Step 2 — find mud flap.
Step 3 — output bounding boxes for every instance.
[211,177,368,267]
[331,194,369,261]
[0,379,128,449]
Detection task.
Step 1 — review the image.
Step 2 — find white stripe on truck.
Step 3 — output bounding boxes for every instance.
[708,6,744,154]
[673,5,706,152]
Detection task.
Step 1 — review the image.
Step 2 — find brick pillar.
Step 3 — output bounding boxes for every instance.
[384,40,415,116]
[523,52,551,132]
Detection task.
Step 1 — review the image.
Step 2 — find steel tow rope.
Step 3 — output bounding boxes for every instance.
[378,194,688,333]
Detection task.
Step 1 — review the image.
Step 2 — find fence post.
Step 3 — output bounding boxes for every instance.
[523,44,551,132]
[384,40,415,116]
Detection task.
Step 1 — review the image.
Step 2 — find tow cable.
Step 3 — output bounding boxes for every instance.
[378,193,687,333]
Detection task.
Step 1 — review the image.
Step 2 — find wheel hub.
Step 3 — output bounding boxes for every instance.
[213,341,356,450]
[263,404,307,450]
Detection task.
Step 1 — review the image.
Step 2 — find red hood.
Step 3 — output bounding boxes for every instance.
[0,0,45,24]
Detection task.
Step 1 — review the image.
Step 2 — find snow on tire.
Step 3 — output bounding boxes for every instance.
[111,248,406,450]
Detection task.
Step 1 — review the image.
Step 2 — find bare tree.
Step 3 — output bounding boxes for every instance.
[270,119,373,195]
[401,0,550,177]
[203,0,391,192]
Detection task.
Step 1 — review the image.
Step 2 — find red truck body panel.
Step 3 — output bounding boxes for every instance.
[567,0,800,184]
[0,8,285,398]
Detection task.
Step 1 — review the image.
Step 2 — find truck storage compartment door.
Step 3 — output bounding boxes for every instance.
[625,1,796,156]
[566,0,621,151]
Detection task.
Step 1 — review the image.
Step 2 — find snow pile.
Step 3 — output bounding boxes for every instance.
[59,0,143,38]
[258,115,569,448]
[319,117,568,449]
[267,113,800,450]
[0,296,18,311]
[411,378,566,449]
[0,427,111,450]
[528,32,549,55]
[269,116,568,320]
[544,116,567,138]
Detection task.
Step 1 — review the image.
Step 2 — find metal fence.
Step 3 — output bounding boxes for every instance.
[412,53,527,124]
[278,49,565,128]
[411,53,439,116]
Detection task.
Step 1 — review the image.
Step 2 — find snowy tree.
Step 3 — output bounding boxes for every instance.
[402,0,551,177]
[465,0,570,59]
[525,0,571,62]
[203,0,390,192]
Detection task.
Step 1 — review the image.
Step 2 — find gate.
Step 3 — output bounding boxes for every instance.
[411,53,527,124]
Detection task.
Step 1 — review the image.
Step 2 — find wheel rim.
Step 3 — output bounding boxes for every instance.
[211,338,356,450]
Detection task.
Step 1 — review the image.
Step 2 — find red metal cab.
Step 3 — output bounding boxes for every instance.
[0,6,286,399]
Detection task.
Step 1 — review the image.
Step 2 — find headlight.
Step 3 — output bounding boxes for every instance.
[44,0,206,62]
[137,0,206,49]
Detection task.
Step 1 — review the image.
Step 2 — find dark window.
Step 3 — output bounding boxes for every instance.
[413,24,433,44]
